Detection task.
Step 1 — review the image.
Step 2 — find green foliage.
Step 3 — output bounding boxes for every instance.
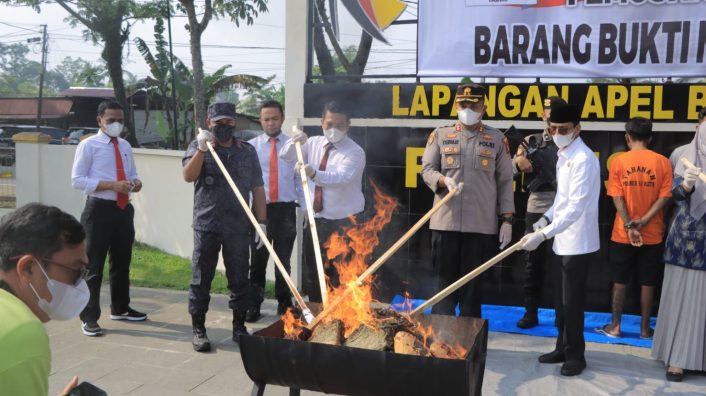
[236,82,284,117]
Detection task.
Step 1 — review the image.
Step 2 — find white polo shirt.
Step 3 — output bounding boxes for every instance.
[542,136,600,256]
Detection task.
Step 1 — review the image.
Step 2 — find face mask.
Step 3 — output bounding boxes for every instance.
[552,131,575,149]
[104,122,123,138]
[28,260,89,321]
[698,123,706,155]
[458,108,482,126]
[323,127,346,144]
[213,124,235,141]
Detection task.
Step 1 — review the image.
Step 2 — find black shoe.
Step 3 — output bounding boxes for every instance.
[560,359,586,376]
[233,311,249,343]
[666,369,684,382]
[538,350,565,364]
[191,314,211,352]
[81,321,103,337]
[245,307,261,323]
[277,300,293,316]
[110,307,147,321]
[517,311,539,329]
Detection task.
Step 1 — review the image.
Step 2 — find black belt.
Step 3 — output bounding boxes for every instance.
[267,202,298,208]
[87,196,130,206]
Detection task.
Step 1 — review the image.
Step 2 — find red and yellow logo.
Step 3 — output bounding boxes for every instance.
[341,0,407,45]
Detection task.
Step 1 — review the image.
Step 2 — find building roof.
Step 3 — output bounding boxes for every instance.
[0,98,73,119]
[60,87,115,98]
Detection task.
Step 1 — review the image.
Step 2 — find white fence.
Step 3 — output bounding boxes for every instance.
[9,133,299,283]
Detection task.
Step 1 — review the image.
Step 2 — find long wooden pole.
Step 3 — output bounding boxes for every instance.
[306,184,463,329]
[293,127,328,306]
[680,158,706,184]
[204,135,313,323]
[410,240,524,316]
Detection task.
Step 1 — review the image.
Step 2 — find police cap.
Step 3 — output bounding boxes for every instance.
[543,96,567,110]
[455,83,486,103]
[207,102,237,121]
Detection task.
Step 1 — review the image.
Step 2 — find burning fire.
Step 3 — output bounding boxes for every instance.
[282,182,468,359]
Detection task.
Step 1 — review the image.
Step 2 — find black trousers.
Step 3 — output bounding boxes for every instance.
[79,198,135,322]
[302,217,354,303]
[553,253,593,362]
[522,212,554,309]
[430,230,495,318]
[188,230,249,316]
[249,202,297,307]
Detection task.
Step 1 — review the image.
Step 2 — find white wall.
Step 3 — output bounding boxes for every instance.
[13,140,300,284]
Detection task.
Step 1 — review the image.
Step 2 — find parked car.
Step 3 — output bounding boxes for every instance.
[63,127,99,145]
[0,124,69,146]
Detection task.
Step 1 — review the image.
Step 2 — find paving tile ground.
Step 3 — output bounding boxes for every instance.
[45,287,706,395]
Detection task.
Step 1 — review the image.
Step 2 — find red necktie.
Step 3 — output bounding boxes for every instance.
[313,143,333,213]
[269,137,279,202]
[111,137,129,209]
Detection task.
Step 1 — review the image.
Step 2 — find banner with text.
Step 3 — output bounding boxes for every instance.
[418,0,706,78]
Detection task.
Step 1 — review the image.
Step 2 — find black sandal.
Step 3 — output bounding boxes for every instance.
[666,369,684,382]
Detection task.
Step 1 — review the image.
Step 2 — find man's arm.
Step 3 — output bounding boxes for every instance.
[612,196,632,225]
[634,197,670,229]
[183,148,205,183]
[496,137,515,217]
[252,185,267,222]
[421,130,444,193]
[71,141,132,194]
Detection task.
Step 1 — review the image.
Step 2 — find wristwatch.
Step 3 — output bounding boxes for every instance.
[501,215,514,225]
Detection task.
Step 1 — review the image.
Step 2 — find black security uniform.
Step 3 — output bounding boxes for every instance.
[183,138,264,320]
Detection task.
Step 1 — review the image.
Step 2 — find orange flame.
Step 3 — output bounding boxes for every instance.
[281,308,306,339]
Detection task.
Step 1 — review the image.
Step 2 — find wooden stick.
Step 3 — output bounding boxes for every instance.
[203,134,313,323]
[680,158,706,184]
[293,128,328,306]
[410,240,524,316]
[306,184,463,329]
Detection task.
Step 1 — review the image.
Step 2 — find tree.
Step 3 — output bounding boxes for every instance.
[176,0,268,130]
[312,0,372,83]
[133,15,268,147]
[236,82,284,116]
[54,56,108,87]
[4,0,158,147]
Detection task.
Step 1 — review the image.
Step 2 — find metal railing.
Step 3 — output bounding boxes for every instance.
[0,147,16,208]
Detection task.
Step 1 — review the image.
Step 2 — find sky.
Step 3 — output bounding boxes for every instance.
[0,0,419,87]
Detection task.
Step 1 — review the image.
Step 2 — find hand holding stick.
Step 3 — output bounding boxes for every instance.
[306,184,464,329]
[410,240,524,316]
[203,133,313,323]
[293,126,328,306]
[680,158,706,184]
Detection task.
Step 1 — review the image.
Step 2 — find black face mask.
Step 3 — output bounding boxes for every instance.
[213,124,235,142]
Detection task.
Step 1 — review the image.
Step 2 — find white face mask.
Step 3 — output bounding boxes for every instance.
[323,127,346,144]
[28,260,89,321]
[552,131,575,149]
[458,108,482,126]
[104,122,123,138]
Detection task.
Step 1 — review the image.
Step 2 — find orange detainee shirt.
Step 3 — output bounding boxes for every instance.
[607,149,672,245]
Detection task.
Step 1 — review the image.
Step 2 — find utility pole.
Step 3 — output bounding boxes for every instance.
[166,0,179,149]
[36,24,48,131]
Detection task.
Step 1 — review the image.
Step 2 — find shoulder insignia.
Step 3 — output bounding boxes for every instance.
[503,137,510,154]
[455,124,462,132]
[427,130,437,146]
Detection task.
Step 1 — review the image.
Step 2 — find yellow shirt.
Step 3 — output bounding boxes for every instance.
[0,288,50,396]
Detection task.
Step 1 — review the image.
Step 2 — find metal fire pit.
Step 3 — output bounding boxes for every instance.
[239,312,487,396]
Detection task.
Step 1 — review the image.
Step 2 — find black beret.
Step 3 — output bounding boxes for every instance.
[455,83,486,103]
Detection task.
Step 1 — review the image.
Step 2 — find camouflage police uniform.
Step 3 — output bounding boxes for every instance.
[421,84,515,318]
[182,130,264,319]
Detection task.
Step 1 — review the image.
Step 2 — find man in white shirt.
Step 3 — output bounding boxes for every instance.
[281,101,366,303]
[246,100,301,321]
[71,100,147,337]
[521,103,600,377]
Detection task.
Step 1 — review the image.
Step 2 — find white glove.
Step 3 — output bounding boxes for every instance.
[444,176,460,191]
[533,216,549,232]
[291,128,308,145]
[499,222,512,249]
[254,223,267,249]
[295,161,316,179]
[520,231,546,251]
[683,167,701,189]
[197,129,214,152]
